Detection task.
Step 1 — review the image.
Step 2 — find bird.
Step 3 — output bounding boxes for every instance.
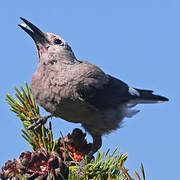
[19,17,168,162]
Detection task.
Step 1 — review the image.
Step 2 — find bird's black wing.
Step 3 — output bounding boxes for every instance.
[77,74,168,110]
[77,75,135,110]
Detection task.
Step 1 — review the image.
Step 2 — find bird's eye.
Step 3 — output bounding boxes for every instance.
[50,60,57,65]
[54,39,63,45]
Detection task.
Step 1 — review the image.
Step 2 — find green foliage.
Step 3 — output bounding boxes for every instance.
[5,82,146,180]
[6,81,39,126]
[6,82,60,151]
[68,150,145,180]
[85,149,128,179]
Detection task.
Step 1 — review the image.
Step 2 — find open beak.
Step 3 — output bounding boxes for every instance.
[19,17,49,45]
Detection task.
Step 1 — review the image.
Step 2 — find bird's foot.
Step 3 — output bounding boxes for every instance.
[28,115,52,130]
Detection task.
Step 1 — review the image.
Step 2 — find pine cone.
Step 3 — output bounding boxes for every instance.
[0,128,92,179]
[0,148,68,180]
[60,128,92,162]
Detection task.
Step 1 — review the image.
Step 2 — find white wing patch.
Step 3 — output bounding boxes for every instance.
[128,87,140,96]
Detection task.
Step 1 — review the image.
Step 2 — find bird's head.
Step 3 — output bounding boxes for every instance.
[19,17,76,65]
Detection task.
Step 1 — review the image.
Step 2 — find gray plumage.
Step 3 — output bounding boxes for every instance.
[19,18,168,158]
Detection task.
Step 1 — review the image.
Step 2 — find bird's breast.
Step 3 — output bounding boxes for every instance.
[30,65,97,122]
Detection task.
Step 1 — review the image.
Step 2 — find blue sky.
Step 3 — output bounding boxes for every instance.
[0,0,179,179]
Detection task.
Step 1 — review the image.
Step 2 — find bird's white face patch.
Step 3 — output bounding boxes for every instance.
[128,87,140,96]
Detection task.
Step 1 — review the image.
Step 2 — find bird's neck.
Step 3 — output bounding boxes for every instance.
[39,51,79,65]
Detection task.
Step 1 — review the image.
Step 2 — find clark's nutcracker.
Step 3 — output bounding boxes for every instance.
[19,17,168,161]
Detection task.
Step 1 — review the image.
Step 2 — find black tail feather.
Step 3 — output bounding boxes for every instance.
[134,88,169,102]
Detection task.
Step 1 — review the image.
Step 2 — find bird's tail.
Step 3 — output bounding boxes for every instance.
[128,88,169,105]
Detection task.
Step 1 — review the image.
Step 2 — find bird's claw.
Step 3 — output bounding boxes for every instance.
[28,115,52,130]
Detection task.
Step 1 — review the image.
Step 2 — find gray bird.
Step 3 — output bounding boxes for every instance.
[19,17,168,160]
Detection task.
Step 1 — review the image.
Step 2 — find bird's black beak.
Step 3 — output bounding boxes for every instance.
[19,17,49,45]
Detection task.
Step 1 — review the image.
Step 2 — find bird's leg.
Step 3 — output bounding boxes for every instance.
[28,115,53,130]
[87,135,102,160]
[77,135,102,176]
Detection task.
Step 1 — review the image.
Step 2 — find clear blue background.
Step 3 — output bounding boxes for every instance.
[0,1,178,179]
